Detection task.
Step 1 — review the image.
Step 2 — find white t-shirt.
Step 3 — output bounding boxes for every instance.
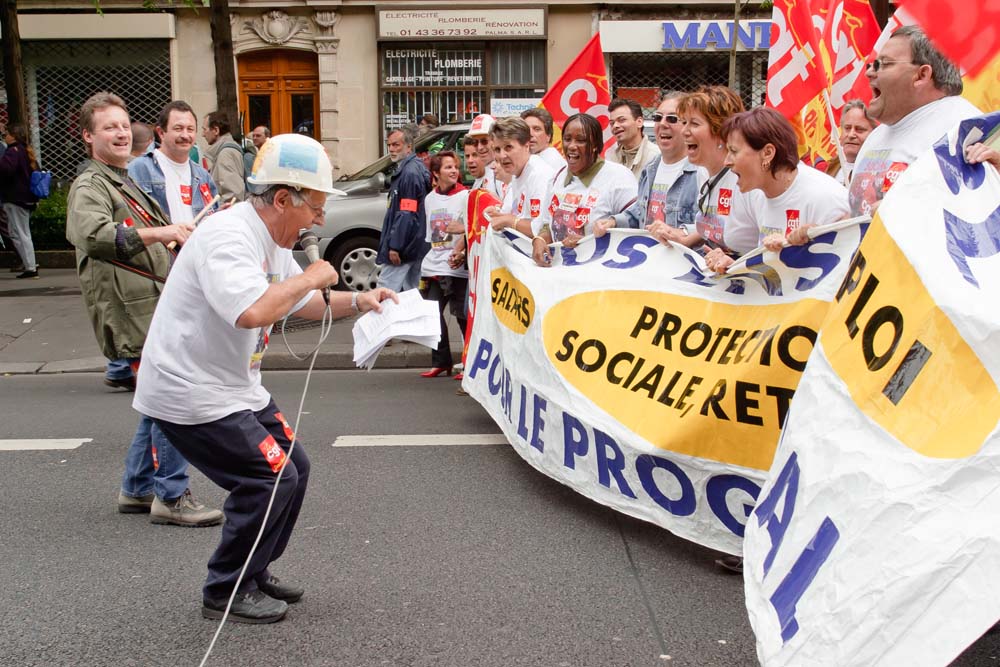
[133,202,313,425]
[538,146,567,173]
[694,168,762,256]
[153,149,194,224]
[421,187,470,278]
[534,160,638,241]
[502,154,557,224]
[473,163,509,203]
[756,164,850,242]
[849,95,981,217]
[833,163,853,187]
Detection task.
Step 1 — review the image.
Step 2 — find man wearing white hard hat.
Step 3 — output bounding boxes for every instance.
[134,133,397,624]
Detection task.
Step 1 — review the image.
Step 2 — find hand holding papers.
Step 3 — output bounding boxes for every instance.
[352,289,441,369]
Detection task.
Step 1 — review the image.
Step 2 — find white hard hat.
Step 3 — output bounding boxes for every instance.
[248,133,346,196]
[467,114,496,137]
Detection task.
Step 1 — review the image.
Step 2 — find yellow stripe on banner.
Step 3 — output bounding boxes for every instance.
[542,290,831,470]
[821,218,1000,459]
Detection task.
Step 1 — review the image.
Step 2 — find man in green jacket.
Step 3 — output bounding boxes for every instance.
[66,91,222,527]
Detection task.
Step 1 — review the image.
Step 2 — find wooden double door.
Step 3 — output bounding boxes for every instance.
[238,50,319,139]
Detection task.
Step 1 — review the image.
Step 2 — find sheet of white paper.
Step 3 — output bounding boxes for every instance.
[352,289,441,369]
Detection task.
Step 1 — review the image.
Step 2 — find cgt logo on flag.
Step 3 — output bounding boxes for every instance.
[538,32,616,155]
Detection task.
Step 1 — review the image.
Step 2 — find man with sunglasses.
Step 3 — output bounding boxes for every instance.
[596,92,705,236]
[849,25,980,218]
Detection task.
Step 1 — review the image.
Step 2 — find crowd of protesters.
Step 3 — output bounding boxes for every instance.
[9,24,996,623]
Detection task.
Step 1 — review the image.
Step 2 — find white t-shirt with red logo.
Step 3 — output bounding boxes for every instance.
[473,163,509,204]
[534,160,638,241]
[502,154,556,224]
[756,164,850,242]
[133,202,312,425]
[421,186,470,279]
[538,146,568,173]
[696,168,762,256]
[849,95,981,217]
[153,148,194,224]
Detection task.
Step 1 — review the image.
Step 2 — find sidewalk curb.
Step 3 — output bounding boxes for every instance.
[0,343,464,375]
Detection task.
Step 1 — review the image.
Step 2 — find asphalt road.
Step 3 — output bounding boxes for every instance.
[1,371,997,667]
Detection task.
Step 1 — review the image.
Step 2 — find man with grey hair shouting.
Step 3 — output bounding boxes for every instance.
[849,25,980,217]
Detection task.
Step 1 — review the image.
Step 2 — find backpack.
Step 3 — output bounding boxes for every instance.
[220,140,254,191]
[29,170,52,199]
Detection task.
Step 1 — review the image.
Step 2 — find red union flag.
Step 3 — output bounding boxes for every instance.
[799,0,880,161]
[898,0,1000,77]
[821,0,880,109]
[767,0,830,116]
[539,32,615,156]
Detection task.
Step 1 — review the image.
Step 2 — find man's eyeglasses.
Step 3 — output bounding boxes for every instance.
[472,137,491,146]
[651,113,681,124]
[299,198,325,217]
[867,58,915,72]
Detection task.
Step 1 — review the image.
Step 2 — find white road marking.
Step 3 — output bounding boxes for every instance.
[333,434,507,448]
[0,438,92,451]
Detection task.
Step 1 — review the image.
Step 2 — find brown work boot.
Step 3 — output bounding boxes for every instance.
[150,489,223,527]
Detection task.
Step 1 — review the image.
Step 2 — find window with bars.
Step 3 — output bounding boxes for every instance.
[0,39,171,181]
[380,40,545,141]
[610,52,769,115]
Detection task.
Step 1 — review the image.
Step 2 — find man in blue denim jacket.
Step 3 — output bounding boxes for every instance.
[128,100,219,224]
[598,93,704,235]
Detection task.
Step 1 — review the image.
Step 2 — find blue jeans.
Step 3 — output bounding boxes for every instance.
[106,358,134,381]
[122,414,189,501]
[377,260,422,292]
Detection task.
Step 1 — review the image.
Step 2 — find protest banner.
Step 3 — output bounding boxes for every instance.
[462,221,864,554]
[744,112,1000,665]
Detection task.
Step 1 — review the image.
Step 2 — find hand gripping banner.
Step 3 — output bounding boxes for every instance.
[744,113,1000,665]
[462,220,864,555]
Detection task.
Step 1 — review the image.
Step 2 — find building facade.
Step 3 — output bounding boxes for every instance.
[1,1,769,182]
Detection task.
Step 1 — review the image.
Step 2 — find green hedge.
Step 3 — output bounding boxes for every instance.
[29,188,71,250]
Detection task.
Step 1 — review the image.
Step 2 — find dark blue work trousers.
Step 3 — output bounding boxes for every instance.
[154,399,310,601]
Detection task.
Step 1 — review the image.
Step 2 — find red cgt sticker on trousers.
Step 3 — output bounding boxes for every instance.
[274,411,296,443]
[258,434,287,473]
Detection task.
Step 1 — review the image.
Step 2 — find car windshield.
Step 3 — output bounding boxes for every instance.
[340,128,462,181]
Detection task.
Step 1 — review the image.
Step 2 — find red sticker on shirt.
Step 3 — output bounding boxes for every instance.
[785,209,801,235]
[575,207,591,228]
[529,199,541,218]
[199,182,212,204]
[180,184,192,205]
[258,434,287,473]
[274,411,296,443]
[123,217,135,228]
[717,189,733,216]
[517,193,526,215]
[548,194,559,217]
[400,198,418,212]
[882,162,909,193]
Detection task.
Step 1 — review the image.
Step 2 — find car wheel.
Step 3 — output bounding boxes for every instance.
[329,235,381,292]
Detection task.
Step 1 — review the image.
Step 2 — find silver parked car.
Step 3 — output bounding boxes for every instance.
[296,122,473,292]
